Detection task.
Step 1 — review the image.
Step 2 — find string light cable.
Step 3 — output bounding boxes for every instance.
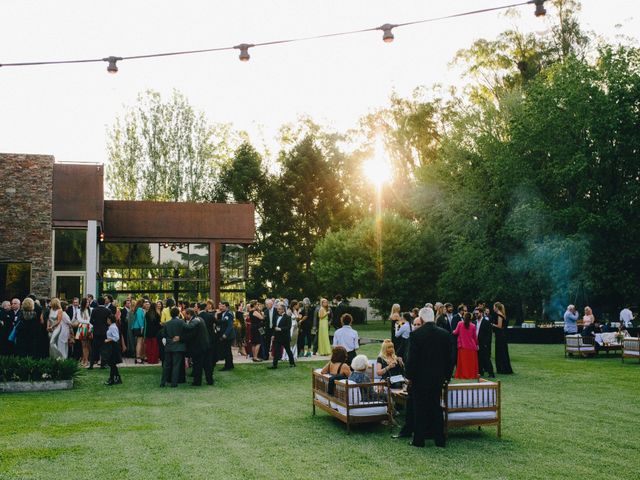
[0,0,545,72]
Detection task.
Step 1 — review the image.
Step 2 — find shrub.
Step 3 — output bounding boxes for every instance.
[0,356,80,382]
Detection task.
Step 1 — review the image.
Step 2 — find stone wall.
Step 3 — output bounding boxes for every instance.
[0,153,54,297]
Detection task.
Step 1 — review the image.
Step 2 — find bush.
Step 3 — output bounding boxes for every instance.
[0,356,80,382]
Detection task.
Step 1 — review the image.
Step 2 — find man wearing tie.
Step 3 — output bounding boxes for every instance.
[474,308,495,378]
[267,303,296,369]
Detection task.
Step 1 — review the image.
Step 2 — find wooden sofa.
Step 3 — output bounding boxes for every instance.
[622,337,640,363]
[564,334,596,357]
[312,369,391,433]
[443,378,502,438]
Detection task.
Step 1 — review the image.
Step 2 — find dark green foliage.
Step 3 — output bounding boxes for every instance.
[0,356,80,382]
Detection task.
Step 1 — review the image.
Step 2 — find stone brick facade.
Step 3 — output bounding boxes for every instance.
[0,153,54,297]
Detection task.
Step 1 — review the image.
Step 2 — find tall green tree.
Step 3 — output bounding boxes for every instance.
[106,89,236,201]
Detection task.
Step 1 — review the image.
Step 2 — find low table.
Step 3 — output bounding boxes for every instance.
[390,388,408,408]
[599,344,622,356]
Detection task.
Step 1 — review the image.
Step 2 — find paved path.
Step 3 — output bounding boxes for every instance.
[113,346,330,368]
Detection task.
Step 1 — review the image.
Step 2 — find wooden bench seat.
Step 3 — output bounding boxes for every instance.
[312,369,391,433]
[622,337,640,363]
[443,378,502,438]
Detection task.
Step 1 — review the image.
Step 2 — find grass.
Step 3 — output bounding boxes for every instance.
[1,344,639,480]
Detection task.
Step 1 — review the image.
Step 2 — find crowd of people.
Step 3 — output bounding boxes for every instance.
[563,304,636,335]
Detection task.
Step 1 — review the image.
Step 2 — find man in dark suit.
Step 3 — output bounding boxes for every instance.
[89,297,110,369]
[218,302,235,371]
[267,303,295,369]
[180,308,214,386]
[161,307,186,387]
[199,302,218,369]
[474,308,495,377]
[262,299,276,360]
[105,295,117,316]
[406,307,452,448]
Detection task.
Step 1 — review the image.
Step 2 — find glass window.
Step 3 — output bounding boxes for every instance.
[54,229,86,271]
[100,242,210,302]
[0,263,31,300]
[221,244,246,283]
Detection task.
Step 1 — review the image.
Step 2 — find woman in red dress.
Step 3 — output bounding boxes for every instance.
[453,312,479,379]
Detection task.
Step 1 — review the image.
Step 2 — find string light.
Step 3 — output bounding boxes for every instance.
[103,56,122,74]
[0,1,542,73]
[379,24,396,43]
[534,0,546,17]
[234,43,253,62]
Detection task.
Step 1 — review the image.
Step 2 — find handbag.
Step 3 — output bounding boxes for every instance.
[8,320,20,344]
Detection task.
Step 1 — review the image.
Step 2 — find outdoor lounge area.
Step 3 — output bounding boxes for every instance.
[2,343,638,479]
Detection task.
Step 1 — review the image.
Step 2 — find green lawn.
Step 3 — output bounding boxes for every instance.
[1,344,639,480]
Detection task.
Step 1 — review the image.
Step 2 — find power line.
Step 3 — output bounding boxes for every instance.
[0,0,546,72]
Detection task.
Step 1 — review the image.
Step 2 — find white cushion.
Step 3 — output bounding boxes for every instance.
[566,346,595,352]
[335,379,362,404]
[335,405,388,417]
[448,411,497,421]
[314,394,330,406]
[623,350,640,356]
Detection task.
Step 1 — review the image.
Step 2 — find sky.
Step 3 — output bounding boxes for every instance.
[1,0,638,166]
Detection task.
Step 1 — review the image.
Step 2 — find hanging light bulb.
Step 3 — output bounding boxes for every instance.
[103,56,122,74]
[234,43,254,62]
[534,0,546,17]
[378,23,396,43]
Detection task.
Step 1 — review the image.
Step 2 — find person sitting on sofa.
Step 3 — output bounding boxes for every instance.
[320,346,352,377]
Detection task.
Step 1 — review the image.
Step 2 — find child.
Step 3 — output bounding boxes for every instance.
[105,314,123,386]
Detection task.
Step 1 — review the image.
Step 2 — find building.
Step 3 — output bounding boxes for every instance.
[0,153,255,304]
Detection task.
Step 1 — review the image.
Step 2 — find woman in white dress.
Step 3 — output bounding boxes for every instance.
[48,298,71,359]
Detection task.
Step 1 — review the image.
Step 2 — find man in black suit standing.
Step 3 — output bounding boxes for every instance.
[267,303,295,369]
[105,295,117,316]
[406,307,452,448]
[474,308,495,378]
[199,302,218,371]
[180,308,214,386]
[218,302,235,371]
[89,297,110,369]
[161,306,185,387]
[262,299,276,360]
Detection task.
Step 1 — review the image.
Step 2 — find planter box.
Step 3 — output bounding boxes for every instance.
[0,379,74,393]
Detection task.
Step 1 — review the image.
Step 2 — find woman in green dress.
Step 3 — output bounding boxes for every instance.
[316,298,332,356]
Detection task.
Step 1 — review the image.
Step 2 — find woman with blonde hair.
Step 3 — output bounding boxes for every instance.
[582,306,595,327]
[389,303,402,347]
[492,302,513,374]
[376,339,404,386]
[16,297,40,358]
[48,298,72,359]
[316,298,332,356]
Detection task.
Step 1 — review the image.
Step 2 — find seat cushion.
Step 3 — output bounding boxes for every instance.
[335,405,388,417]
[448,411,498,421]
[314,393,330,406]
[624,350,640,356]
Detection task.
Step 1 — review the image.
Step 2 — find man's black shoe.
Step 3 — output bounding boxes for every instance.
[207,380,215,386]
[104,380,114,386]
[114,376,122,385]
[435,441,446,448]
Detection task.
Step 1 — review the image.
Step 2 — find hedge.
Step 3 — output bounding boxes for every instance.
[0,356,80,382]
